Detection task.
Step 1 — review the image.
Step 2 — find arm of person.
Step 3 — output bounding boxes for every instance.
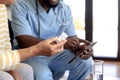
[0,37,66,71]
[16,35,43,48]
[62,5,93,59]
[65,35,93,60]
[11,1,46,48]
[0,0,14,4]
[18,37,67,61]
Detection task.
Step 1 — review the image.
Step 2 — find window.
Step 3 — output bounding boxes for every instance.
[64,0,85,39]
[64,0,119,59]
[93,0,118,58]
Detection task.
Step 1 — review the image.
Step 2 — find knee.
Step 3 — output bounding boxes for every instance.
[0,71,14,80]
[17,63,34,80]
[34,68,53,80]
[82,57,93,70]
[76,57,92,71]
[84,57,92,66]
[18,63,33,73]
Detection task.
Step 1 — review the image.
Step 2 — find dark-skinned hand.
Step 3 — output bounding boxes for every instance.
[64,36,91,52]
[76,43,93,60]
[64,36,93,59]
[64,36,80,52]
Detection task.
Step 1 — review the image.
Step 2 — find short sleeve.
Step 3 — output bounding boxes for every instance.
[64,5,76,37]
[11,1,33,37]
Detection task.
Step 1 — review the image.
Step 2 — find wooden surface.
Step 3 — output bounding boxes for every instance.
[60,61,120,80]
[85,61,120,80]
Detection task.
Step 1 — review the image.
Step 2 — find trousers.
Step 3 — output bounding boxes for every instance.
[24,49,92,80]
[0,63,34,80]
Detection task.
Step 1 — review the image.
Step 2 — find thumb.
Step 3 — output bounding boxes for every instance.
[55,40,67,48]
[79,39,91,44]
[47,37,59,43]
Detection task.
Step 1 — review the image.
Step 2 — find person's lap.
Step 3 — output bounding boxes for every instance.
[17,63,34,80]
[0,63,34,80]
[0,71,14,80]
[24,49,92,80]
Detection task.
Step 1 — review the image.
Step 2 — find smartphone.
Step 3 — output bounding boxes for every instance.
[85,41,97,50]
[79,41,97,56]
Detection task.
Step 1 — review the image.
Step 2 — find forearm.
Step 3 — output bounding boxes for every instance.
[18,37,67,59]
[0,0,14,4]
[16,35,44,48]
[18,46,37,61]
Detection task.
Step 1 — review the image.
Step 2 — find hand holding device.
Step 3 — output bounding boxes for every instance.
[68,41,97,63]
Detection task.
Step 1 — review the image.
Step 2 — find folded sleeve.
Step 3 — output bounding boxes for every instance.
[0,50,20,71]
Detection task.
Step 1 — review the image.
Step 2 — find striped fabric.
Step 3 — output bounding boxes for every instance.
[0,4,20,71]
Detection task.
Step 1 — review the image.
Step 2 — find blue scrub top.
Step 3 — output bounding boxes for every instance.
[12,0,76,39]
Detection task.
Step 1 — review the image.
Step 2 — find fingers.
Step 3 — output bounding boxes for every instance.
[47,37,58,43]
[65,37,81,52]
[79,38,91,45]
[72,39,81,51]
[77,49,93,60]
[53,40,67,48]
[48,37,67,45]
[50,40,67,54]
[52,46,64,54]
[36,37,67,56]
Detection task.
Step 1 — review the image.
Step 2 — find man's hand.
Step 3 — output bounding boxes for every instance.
[77,41,97,59]
[76,48,93,60]
[64,36,80,52]
[64,36,93,59]
[64,36,90,51]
